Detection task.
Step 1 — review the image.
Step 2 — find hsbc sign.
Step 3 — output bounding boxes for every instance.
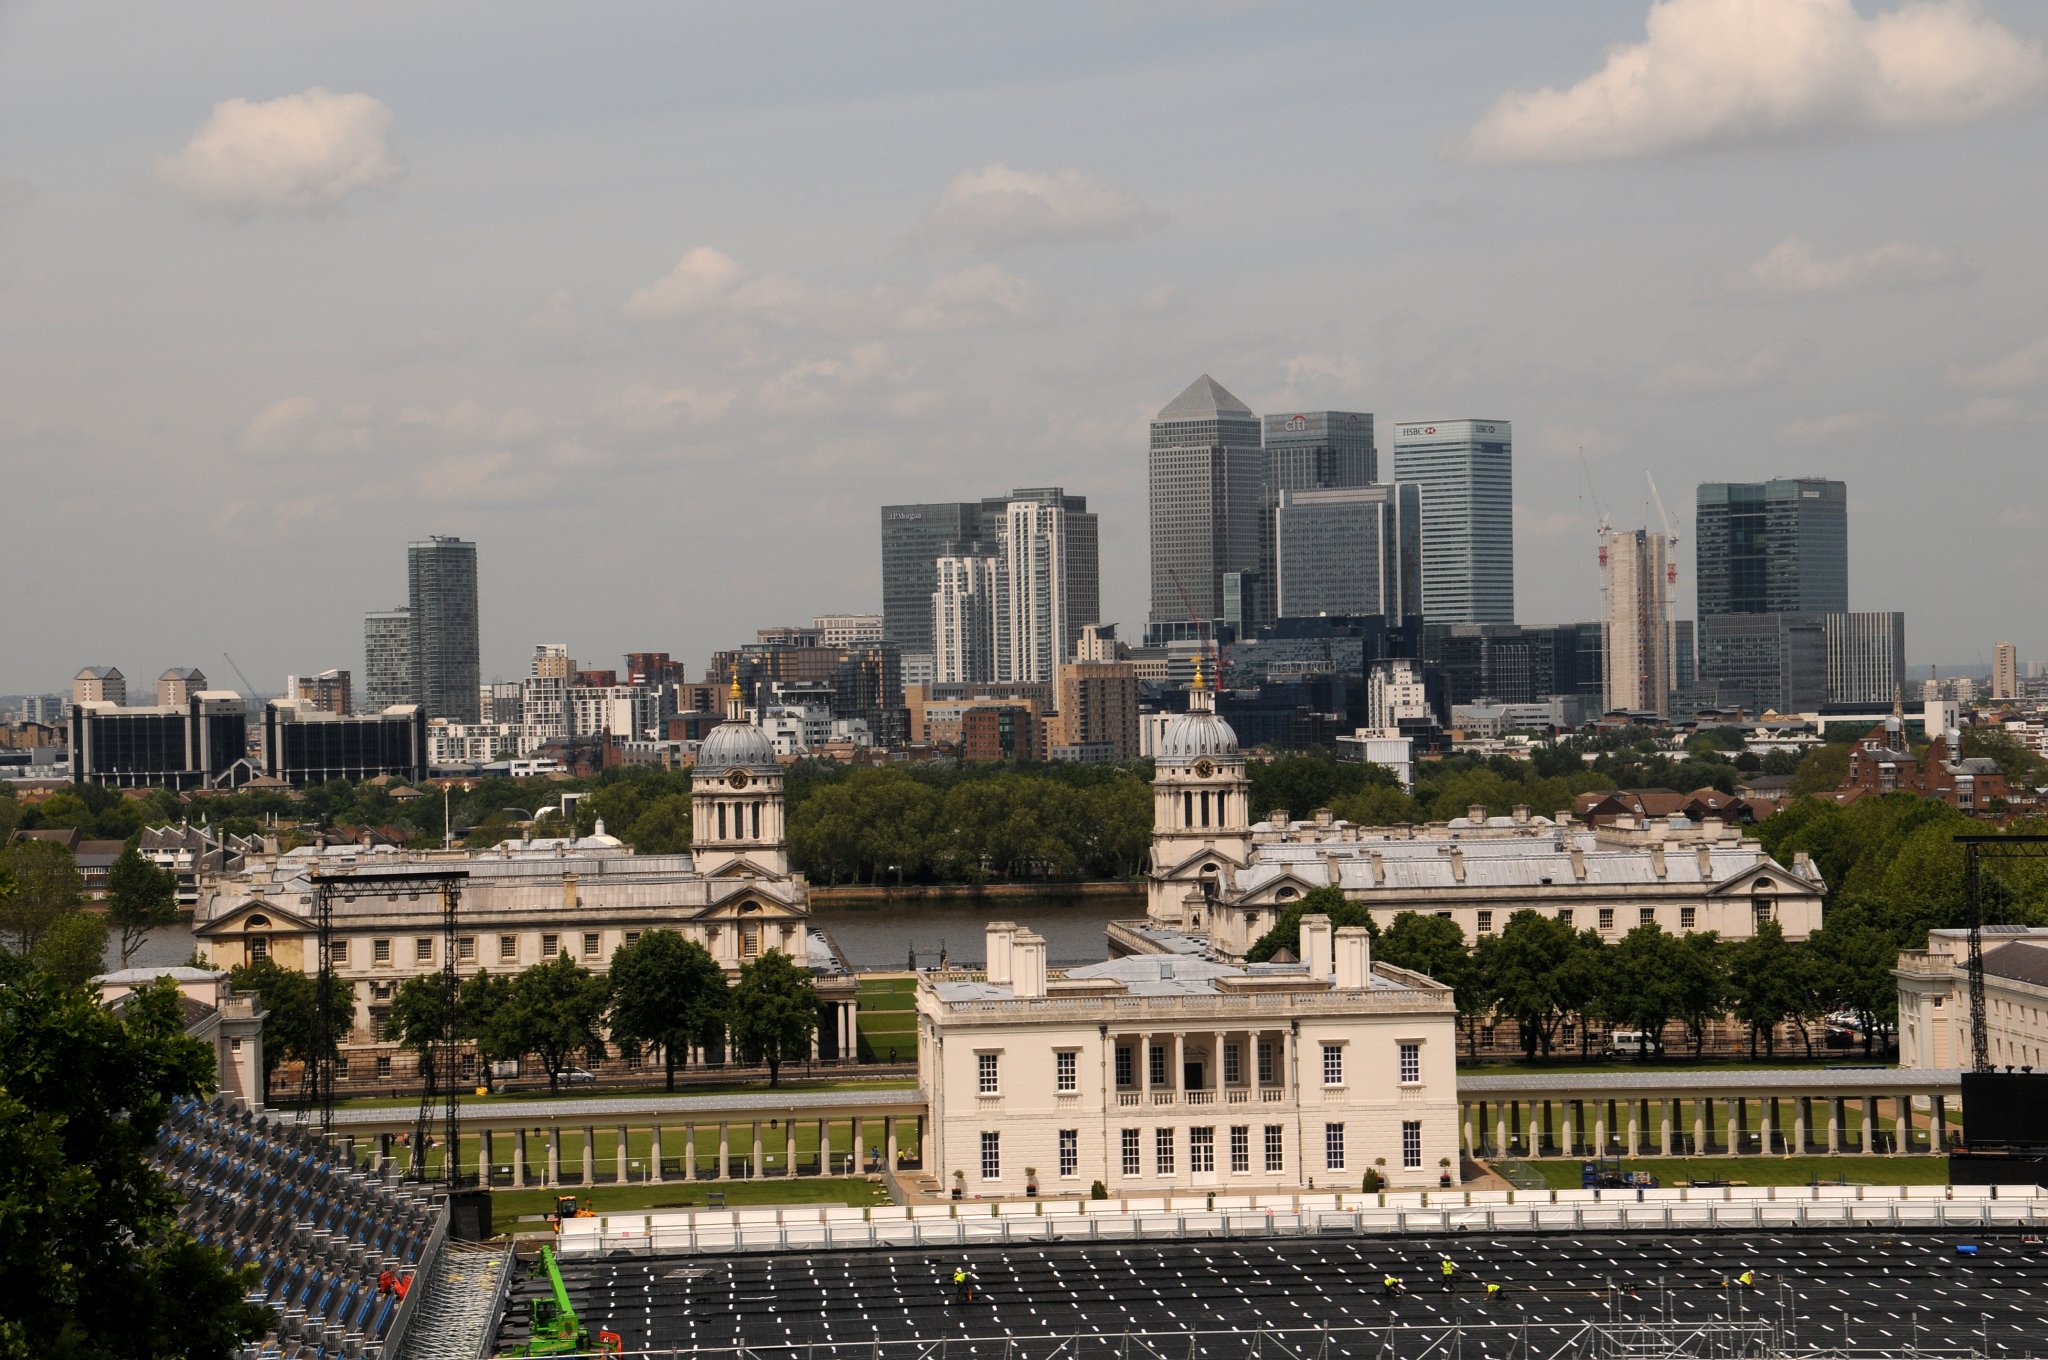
[1398,423,1501,438]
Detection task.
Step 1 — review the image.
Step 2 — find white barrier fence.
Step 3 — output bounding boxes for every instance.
[554,1184,2048,1258]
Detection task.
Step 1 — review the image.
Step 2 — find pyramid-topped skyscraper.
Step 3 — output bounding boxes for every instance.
[1148,375,1263,644]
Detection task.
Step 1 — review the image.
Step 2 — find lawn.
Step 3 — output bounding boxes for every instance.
[1501,1155,1953,1191]
[493,1176,887,1221]
[857,976,918,1064]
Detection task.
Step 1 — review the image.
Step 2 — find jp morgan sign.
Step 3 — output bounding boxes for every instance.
[885,511,925,522]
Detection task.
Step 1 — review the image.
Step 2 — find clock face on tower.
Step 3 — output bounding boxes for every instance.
[726,769,750,789]
[1193,758,1216,778]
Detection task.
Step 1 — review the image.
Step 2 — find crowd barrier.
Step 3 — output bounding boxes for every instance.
[554,1183,2048,1258]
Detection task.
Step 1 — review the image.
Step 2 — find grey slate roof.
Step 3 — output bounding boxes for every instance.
[1157,374,1252,421]
[1984,941,2048,988]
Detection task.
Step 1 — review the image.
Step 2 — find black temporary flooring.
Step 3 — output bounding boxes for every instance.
[493,1231,2048,1357]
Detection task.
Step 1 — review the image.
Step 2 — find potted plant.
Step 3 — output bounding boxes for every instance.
[1089,1180,1108,1201]
[1439,1157,1453,1188]
[1025,1167,1039,1197]
[951,1170,964,1201]
[1361,1167,1383,1193]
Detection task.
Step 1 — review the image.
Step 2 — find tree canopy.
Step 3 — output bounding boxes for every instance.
[608,929,729,1090]
[728,950,819,1087]
[107,843,181,968]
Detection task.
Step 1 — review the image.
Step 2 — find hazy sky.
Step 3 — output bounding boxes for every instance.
[4,0,2046,694]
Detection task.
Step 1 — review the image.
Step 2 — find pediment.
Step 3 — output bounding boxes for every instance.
[1705,861,1818,897]
[1153,843,1251,881]
[197,896,316,937]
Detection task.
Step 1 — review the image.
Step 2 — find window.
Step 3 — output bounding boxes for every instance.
[1115,1045,1134,1087]
[1324,1122,1346,1171]
[1121,1129,1141,1176]
[415,937,433,962]
[541,933,559,957]
[457,936,475,962]
[372,938,391,965]
[1476,909,1493,935]
[1230,1125,1250,1173]
[1148,1044,1168,1088]
[582,932,600,957]
[1055,1050,1078,1092]
[980,1131,1000,1180]
[1059,1129,1079,1177]
[1753,900,1775,928]
[1265,1124,1285,1172]
[1598,908,1615,931]
[978,1052,1000,1095]
[1190,1126,1215,1173]
[1321,1043,1344,1087]
[374,1055,391,1078]
[248,936,269,963]
[499,935,517,961]
[1402,1121,1423,1170]
[624,931,641,948]
[1680,906,1697,930]
[1257,1041,1276,1087]
[1223,1042,1242,1086]
[1155,1128,1175,1175]
[1638,907,1655,928]
[1557,908,1574,927]
[1399,1042,1421,1084]
[328,940,348,964]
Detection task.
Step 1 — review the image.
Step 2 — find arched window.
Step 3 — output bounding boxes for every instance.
[717,803,728,839]
[751,801,761,839]
[1183,791,1194,827]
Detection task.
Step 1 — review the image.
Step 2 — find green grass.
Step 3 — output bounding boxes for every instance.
[492,1176,887,1221]
[857,977,919,1062]
[1504,1155,1953,1190]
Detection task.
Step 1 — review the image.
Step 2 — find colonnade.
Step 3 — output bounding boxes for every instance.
[1458,1075,1958,1160]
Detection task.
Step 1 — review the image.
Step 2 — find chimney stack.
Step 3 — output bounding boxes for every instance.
[1333,926,1372,990]
[985,922,1017,984]
[1010,930,1048,998]
[1302,915,1335,981]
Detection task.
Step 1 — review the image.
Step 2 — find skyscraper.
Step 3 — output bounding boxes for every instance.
[931,551,996,684]
[988,488,1097,670]
[1273,483,1421,622]
[1694,479,1848,620]
[994,496,1077,683]
[1148,375,1263,642]
[1699,613,1828,714]
[1258,411,1376,629]
[880,502,983,661]
[1993,641,2018,700]
[363,607,412,709]
[1390,419,1514,625]
[1825,613,1907,706]
[407,536,480,723]
[1601,527,1671,716]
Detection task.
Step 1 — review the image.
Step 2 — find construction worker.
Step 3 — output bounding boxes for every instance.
[1382,1273,1405,1299]
[1440,1258,1457,1290]
[954,1265,973,1305]
[1736,1269,1755,1289]
[1483,1281,1502,1306]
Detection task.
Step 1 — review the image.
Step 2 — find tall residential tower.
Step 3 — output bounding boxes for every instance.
[407,536,480,723]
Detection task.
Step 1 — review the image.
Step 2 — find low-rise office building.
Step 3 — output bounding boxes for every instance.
[262,701,429,785]
[918,918,1458,1197]
[70,692,249,789]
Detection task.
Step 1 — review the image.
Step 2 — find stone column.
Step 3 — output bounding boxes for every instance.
[582,1128,596,1185]
[1660,1100,1673,1157]
[1559,1101,1574,1160]
[817,1118,830,1175]
[1895,1095,1913,1155]
[1933,1094,1949,1151]
[1861,1096,1878,1154]
[1173,1033,1186,1094]
[480,1130,494,1184]
[1792,1101,1806,1157]
[1140,1033,1152,1098]
[748,1122,760,1179]
[512,1132,527,1188]
[1495,1105,1509,1160]
[886,1116,898,1170]
[1692,1100,1707,1157]
[1758,1101,1773,1157]
[1593,1104,1607,1157]
[1626,1104,1639,1157]
[651,1125,665,1183]
[547,1128,561,1186]
[785,1121,797,1178]
[1725,1097,1740,1156]
[719,1123,731,1180]
[1827,1099,1841,1154]
[679,1125,693,1181]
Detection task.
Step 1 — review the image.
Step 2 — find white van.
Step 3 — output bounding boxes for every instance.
[1608,1030,1653,1057]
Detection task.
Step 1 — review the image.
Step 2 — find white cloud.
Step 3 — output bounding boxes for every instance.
[622,246,810,321]
[1467,0,2048,164]
[238,396,319,450]
[899,265,1041,331]
[611,383,738,432]
[1712,237,1969,299]
[157,88,403,215]
[1642,343,1786,394]
[926,164,1160,247]
[1946,337,2048,390]
[1944,395,2025,426]
[1775,410,1880,444]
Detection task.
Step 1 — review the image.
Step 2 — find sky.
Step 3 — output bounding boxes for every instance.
[3,0,2046,694]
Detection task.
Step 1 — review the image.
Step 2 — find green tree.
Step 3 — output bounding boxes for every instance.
[1482,910,1578,1058]
[625,794,694,855]
[1672,931,1729,1057]
[728,949,819,1087]
[1805,900,1900,1055]
[106,842,180,968]
[1245,886,1380,963]
[508,954,612,1093]
[227,958,356,1091]
[31,909,109,987]
[458,969,521,1082]
[1551,929,1613,1058]
[1377,911,1491,1059]
[609,930,729,1090]
[0,968,273,1360]
[1788,744,1851,797]
[0,837,82,953]
[0,784,20,843]
[1605,923,1686,1057]
[383,973,457,1090]
[1328,784,1427,827]
[1963,728,2048,787]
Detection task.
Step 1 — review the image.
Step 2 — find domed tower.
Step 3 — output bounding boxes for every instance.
[692,672,788,877]
[1146,657,1251,924]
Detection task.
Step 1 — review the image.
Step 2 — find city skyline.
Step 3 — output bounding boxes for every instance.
[5,2,2048,689]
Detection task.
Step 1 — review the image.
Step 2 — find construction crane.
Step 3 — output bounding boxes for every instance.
[221,652,259,699]
[1644,471,1680,588]
[1166,567,1227,681]
[1578,448,1612,568]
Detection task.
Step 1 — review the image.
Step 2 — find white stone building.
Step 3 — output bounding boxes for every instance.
[1897,926,2048,1072]
[918,918,1459,1198]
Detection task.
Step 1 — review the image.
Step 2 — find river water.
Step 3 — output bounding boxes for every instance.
[107,891,1142,974]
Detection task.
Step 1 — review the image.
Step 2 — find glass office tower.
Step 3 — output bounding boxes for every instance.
[407,536,480,723]
[1390,419,1515,625]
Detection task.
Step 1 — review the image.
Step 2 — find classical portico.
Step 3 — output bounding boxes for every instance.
[1146,661,1254,926]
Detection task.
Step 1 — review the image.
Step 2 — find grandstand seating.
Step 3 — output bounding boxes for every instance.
[152,1095,449,1360]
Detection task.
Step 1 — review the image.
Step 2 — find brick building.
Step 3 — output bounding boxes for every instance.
[1833,716,2013,816]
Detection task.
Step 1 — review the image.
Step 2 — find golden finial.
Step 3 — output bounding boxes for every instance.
[1192,653,1206,691]
[729,666,742,700]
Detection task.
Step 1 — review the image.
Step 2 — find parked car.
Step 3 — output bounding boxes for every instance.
[1607,1030,1654,1057]
[554,1067,597,1085]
